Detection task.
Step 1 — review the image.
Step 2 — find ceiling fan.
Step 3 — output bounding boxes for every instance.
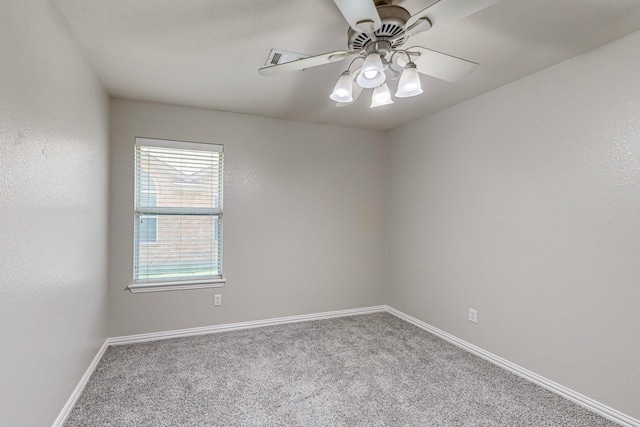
[258,0,500,108]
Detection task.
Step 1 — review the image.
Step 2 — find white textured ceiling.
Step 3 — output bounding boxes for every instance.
[54,0,640,130]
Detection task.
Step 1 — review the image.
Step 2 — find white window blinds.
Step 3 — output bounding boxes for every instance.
[134,138,223,284]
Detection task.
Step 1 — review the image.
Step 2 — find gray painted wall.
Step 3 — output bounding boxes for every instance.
[3,3,638,421]
[108,99,387,336]
[387,30,640,419]
[0,1,109,425]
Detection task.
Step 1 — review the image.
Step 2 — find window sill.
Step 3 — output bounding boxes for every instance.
[128,278,226,293]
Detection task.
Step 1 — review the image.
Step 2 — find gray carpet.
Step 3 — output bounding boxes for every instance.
[65,313,616,426]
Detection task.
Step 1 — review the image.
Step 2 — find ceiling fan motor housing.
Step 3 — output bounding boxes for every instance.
[347,5,411,52]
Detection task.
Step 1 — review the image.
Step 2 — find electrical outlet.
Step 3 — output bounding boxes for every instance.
[468,308,478,323]
[214,294,222,306]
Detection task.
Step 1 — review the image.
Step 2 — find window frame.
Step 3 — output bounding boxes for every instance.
[128,137,226,293]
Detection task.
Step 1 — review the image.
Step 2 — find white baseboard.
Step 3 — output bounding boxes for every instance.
[108,305,388,345]
[54,305,639,427]
[385,306,639,427]
[53,306,386,426]
[52,339,109,427]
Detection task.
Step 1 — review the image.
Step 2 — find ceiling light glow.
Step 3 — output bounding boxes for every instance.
[357,53,386,88]
[395,63,423,98]
[329,71,353,103]
[370,83,394,108]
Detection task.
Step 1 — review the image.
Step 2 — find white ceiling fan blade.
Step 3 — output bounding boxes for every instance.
[410,47,478,82]
[405,18,432,37]
[333,0,382,33]
[405,0,501,34]
[259,51,351,76]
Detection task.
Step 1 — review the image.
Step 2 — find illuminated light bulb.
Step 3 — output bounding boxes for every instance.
[370,83,394,108]
[329,72,353,103]
[356,53,386,88]
[395,63,423,98]
[364,69,378,79]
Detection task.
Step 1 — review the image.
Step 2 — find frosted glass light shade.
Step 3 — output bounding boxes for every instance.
[370,83,394,108]
[395,64,423,98]
[330,72,353,103]
[356,53,386,88]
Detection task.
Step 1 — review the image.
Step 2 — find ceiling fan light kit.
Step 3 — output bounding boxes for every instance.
[330,71,354,103]
[259,0,495,109]
[395,62,423,98]
[357,51,387,88]
[370,83,394,108]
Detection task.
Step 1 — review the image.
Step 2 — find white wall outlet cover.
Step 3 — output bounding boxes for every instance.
[468,308,478,323]
[214,294,222,306]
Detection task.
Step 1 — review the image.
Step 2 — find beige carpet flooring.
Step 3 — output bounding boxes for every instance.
[65,313,617,426]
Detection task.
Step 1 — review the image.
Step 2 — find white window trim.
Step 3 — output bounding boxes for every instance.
[128,137,224,293]
[128,277,226,293]
[135,137,223,152]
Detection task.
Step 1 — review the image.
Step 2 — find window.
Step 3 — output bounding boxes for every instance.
[129,137,224,293]
[138,215,158,244]
[138,171,158,244]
